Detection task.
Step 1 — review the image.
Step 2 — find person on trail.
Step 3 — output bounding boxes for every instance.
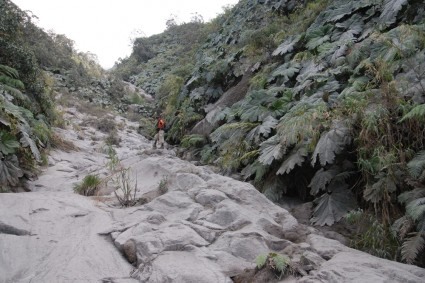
[153,115,166,149]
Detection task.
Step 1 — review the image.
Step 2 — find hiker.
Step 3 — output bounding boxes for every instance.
[153,115,166,149]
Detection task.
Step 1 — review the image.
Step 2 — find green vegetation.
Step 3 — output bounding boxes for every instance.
[116,0,425,266]
[0,0,122,191]
[158,176,169,195]
[3,0,424,268]
[73,174,102,196]
[255,252,293,279]
[105,145,138,207]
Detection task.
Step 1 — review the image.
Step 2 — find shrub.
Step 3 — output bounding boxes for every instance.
[105,130,121,146]
[113,167,138,207]
[74,174,102,196]
[158,176,169,195]
[96,117,116,133]
[345,209,399,260]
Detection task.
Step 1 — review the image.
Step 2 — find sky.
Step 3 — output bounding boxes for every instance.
[12,0,240,69]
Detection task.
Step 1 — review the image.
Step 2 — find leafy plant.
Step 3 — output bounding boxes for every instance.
[158,176,169,195]
[0,153,24,191]
[104,146,138,207]
[346,209,399,260]
[113,167,138,207]
[0,131,20,155]
[255,252,292,279]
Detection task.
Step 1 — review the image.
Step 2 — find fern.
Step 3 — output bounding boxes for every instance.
[392,215,414,240]
[241,160,268,182]
[406,151,425,179]
[181,134,207,148]
[400,104,425,123]
[406,197,425,222]
[399,188,425,205]
[211,122,255,146]
[271,253,290,273]
[0,75,25,90]
[364,171,398,204]
[255,254,268,269]
[401,232,425,264]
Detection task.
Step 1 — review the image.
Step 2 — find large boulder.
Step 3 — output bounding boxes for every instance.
[104,154,425,282]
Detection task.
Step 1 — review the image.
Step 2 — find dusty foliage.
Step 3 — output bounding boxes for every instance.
[73,174,102,196]
[255,252,293,279]
[106,145,138,207]
[158,176,169,195]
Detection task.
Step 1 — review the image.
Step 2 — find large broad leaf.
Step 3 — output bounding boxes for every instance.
[309,168,339,196]
[311,184,357,226]
[0,131,20,155]
[259,135,285,165]
[240,104,269,122]
[20,131,41,163]
[312,122,351,166]
[270,62,301,83]
[0,154,23,187]
[241,160,268,182]
[246,116,278,143]
[305,25,333,50]
[0,107,11,127]
[379,0,408,28]
[322,0,380,24]
[296,60,325,84]
[272,34,303,56]
[276,146,308,175]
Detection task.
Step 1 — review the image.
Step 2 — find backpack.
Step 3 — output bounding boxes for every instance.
[157,118,165,129]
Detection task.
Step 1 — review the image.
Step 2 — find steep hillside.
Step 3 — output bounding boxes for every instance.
[0,0,145,192]
[118,0,425,265]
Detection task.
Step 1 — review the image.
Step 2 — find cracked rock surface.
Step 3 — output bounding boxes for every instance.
[1,106,425,283]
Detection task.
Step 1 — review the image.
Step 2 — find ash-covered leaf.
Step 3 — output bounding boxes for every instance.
[246,116,278,143]
[309,168,339,196]
[311,184,357,226]
[312,122,351,166]
[379,0,408,28]
[276,146,308,175]
[0,154,23,187]
[20,131,41,163]
[0,131,20,155]
[270,62,301,82]
[259,135,285,165]
[272,34,303,56]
